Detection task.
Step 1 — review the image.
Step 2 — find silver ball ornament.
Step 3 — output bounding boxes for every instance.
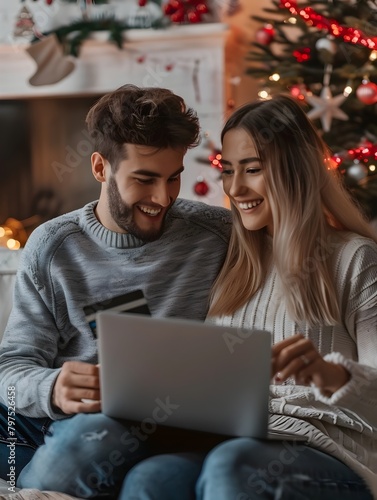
[315,38,337,55]
[347,162,368,181]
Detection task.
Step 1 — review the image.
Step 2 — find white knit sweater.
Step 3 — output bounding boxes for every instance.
[209,233,377,497]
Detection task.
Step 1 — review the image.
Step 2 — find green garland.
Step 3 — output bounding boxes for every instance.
[33,16,170,57]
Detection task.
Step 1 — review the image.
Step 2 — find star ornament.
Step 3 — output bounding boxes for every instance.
[306,86,349,132]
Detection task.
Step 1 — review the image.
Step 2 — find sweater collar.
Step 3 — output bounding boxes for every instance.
[81,201,146,249]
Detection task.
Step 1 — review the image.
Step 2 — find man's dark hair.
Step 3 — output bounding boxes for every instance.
[86,84,200,171]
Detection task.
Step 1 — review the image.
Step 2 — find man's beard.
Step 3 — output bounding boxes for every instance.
[107,175,168,242]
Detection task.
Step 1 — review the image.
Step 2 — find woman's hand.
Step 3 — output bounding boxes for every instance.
[271,334,350,396]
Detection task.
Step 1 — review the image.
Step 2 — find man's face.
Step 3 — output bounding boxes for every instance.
[106,144,184,241]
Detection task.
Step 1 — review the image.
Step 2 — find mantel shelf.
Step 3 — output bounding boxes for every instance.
[0,23,228,100]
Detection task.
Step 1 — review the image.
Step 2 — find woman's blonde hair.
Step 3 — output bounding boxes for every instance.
[209,95,377,324]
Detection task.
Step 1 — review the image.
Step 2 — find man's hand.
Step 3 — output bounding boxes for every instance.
[272,334,350,396]
[52,361,101,415]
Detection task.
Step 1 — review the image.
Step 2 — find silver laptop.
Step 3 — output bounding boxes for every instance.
[97,312,272,438]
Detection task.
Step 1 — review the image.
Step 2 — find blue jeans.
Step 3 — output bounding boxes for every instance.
[121,438,373,499]
[0,403,225,498]
[0,402,51,483]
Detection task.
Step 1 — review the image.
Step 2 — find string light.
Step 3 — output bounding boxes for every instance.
[0,220,27,250]
[6,239,21,250]
[209,152,223,170]
[0,226,21,250]
[269,73,281,81]
[343,86,353,96]
[258,89,271,99]
[279,0,377,49]
[369,50,377,61]
[332,142,377,168]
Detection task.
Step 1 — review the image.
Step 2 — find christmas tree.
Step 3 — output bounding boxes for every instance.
[246,0,377,220]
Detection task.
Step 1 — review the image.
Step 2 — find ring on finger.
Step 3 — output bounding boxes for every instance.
[300,354,311,366]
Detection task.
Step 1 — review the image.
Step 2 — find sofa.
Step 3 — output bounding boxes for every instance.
[0,249,22,343]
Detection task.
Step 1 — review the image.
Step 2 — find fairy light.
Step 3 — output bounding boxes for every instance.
[369,51,377,61]
[331,141,377,170]
[280,0,377,49]
[6,239,20,250]
[344,86,353,96]
[288,17,297,24]
[0,219,31,248]
[269,73,281,81]
[0,226,13,240]
[325,157,339,170]
[209,153,223,170]
[290,85,303,98]
[258,90,271,99]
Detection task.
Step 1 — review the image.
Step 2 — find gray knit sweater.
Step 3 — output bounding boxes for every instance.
[209,233,377,497]
[0,199,231,420]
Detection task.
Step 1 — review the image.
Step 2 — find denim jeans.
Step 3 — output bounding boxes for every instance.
[17,412,158,498]
[0,402,225,498]
[0,402,52,483]
[121,438,373,500]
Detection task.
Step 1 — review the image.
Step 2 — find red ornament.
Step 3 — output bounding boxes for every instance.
[194,179,209,196]
[138,0,148,6]
[163,2,177,15]
[356,81,377,105]
[170,8,185,23]
[46,0,53,4]
[196,3,209,14]
[187,10,201,23]
[255,24,275,45]
[163,0,210,24]
[293,47,311,63]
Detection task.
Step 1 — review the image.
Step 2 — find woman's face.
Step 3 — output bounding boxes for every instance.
[221,128,273,235]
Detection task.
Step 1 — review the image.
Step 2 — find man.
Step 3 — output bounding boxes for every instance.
[0,85,231,497]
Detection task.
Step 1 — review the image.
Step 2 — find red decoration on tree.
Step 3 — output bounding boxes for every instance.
[138,0,148,6]
[163,0,210,24]
[194,179,209,196]
[331,141,377,167]
[255,24,275,45]
[293,47,311,63]
[356,81,377,105]
[280,0,377,49]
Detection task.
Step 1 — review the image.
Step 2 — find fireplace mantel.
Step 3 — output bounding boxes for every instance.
[0,23,227,100]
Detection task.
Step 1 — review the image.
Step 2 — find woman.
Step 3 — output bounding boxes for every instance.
[121,95,377,499]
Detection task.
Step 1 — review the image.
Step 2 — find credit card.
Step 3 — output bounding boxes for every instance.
[84,289,151,337]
